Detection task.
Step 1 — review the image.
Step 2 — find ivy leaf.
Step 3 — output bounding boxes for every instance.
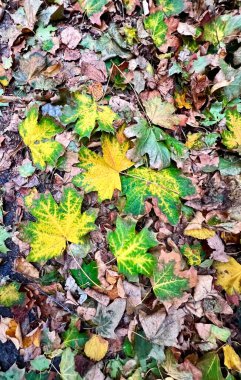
[63,317,88,349]
[79,0,109,17]
[144,11,168,48]
[203,15,241,46]
[30,356,51,372]
[122,166,195,225]
[73,135,133,201]
[156,0,184,16]
[180,243,203,266]
[107,217,157,276]
[0,364,25,380]
[214,257,241,295]
[125,118,187,169]
[24,187,97,262]
[70,261,100,289]
[144,97,179,129]
[222,109,241,150]
[153,262,189,300]
[60,348,82,380]
[61,93,118,139]
[84,335,109,362]
[197,352,224,380]
[19,107,64,169]
[0,226,10,253]
[0,282,25,307]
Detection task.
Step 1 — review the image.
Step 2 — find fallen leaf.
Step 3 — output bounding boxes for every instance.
[143,97,179,129]
[184,212,215,240]
[214,257,241,295]
[84,334,109,361]
[60,26,82,49]
[223,345,241,372]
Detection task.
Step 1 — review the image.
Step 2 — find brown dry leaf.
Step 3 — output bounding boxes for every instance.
[207,235,228,262]
[81,52,107,83]
[24,0,43,31]
[15,257,39,278]
[0,318,22,349]
[23,325,42,348]
[60,26,82,49]
[184,212,215,239]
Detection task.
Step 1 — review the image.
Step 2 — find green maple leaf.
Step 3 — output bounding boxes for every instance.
[125,118,187,169]
[222,109,241,150]
[0,226,10,253]
[121,167,195,225]
[0,282,25,307]
[180,243,203,266]
[153,262,189,300]
[61,93,118,139]
[107,217,157,276]
[19,106,64,169]
[79,0,109,17]
[144,11,168,47]
[203,15,241,46]
[24,188,97,262]
[156,0,184,16]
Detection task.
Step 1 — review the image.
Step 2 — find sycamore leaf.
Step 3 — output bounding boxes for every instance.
[122,166,195,225]
[197,352,224,380]
[125,118,187,169]
[63,317,88,349]
[70,261,100,289]
[0,226,10,253]
[24,188,97,262]
[156,0,184,15]
[214,257,241,295]
[180,243,203,266]
[60,93,118,139]
[0,282,25,307]
[144,97,179,130]
[203,15,241,46]
[223,345,241,372]
[144,11,168,47]
[222,109,241,150]
[184,212,215,239]
[60,348,82,380]
[153,261,189,300]
[79,0,109,17]
[73,135,133,201]
[107,216,157,276]
[84,334,108,361]
[19,107,64,170]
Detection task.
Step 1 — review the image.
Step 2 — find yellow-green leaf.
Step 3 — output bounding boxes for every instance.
[214,257,241,295]
[84,334,109,361]
[156,0,184,16]
[0,282,25,307]
[222,109,241,150]
[144,11,167,48]
[203,15,241,46]
[122,166,195,225]
[19,106,64,169]
[143,97,179,130]
[73,135,133,201]
[79,0,108,17]
[61,93,118,139]
[107,216,157,276]
[180,243,203,266]
[25,187,97,262]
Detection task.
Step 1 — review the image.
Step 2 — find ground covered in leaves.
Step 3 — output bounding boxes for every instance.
[1,0,241,379]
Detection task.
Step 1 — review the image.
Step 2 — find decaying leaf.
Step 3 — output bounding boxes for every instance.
[184,212,215,239]
[0,226,10,253]
[180,243,203,266]
[24,187,97,262]
[61,93,118,139]
[84,334,109,361]
[122,166,195,225]
[19,106,64,169]
[73,135,133,201]
[144,97,179,129]
[107,216,157,276]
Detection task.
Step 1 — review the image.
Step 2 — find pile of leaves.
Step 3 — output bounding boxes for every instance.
[1,0,241,379]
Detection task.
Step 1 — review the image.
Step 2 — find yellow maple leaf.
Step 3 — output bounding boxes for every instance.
[223,345,241,371]
[184,212,215,239]
[175,92,192,109]
[222,109,241,149]
[84,334,109,361]
[25,188,97,262]
[215,257,241,295]
[73,135,133,201]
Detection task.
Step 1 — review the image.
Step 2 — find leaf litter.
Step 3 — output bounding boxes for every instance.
[1,0,241,379]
